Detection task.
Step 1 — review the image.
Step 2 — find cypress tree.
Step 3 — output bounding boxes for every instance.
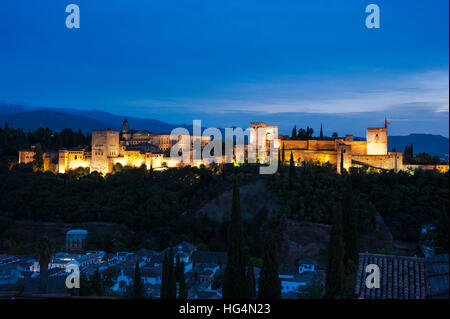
[342,178,358,271]
[160,252,168,298]
[35,235,55,294]
[178,260,188,299]
[291,125,297,138]
[320,124,323,138]
[91,270,104,296]
[149,164,154,177]
[306,276,323,299]
[289,152,295,187]
[246,265,256,299]
[133,260,143,299]
[175,254,183,283]
[436,210,449,253]
[33,143,44,171]
[340,151,344,174]
[167,248,177,299]
[326,207,345,299]
[404,145,411,163]
[277,146,281,166]
[223,180,246,299]
[258,233,281,299]
[281,143,285,163]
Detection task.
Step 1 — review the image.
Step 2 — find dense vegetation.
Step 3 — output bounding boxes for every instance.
[0,125,90,159]
[403,144,441,165]
[271,162,449,243]
[223,181,247,299]
[0,125,448,259]
[0,161,264,253]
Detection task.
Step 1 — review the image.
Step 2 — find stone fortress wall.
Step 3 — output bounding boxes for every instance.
[18,120,447,174]
[254,122,403,173]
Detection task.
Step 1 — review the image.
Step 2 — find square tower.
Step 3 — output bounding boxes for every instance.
[366,128,387,155]
[249,122,280,150]
[90,130,120,174]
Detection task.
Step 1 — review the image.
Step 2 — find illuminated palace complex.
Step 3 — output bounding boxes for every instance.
[17,119,448,174]
[19,118,211,174]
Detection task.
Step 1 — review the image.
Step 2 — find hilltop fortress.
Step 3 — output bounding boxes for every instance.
[19,118,211,174]
[279,125,401,173]
[19,119,445,174]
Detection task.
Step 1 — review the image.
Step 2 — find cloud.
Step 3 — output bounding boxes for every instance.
[125,70,449,136]
[128,69,449,116]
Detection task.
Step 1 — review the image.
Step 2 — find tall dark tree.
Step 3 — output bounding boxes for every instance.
[289,152,295,187]
[133,260,144,299]
[277,146,281,167]
[35,235,55,293]
[436,210,449,253]
[298,127,314,139]
[320,124,323,138]
[178,261,188,299]
[160,252,168,298]
[258,233,281,299]
[326,207,345,299]
[281,143,285,163]
[339,151,344,174]
[175,254,183,282]
[167,248,177,299]
[33,143,44,171]
[404,144,414,164]
[291,125,297,138]
[306,276,323,299]
[246,265,256,299]
[149,164,154,177]
[307,126,314,138]
[342,178,358,271]
[223,180,247,299]
[91,270,104,296]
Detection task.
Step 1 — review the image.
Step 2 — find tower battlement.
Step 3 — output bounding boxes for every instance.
[366,128,388,155]
[90,130,120,174]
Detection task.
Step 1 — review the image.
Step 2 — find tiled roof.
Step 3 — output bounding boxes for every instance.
[136,248,154,257]
[191,251,227,264]
[120,266,162,279]
[355,253,426,299]
[298,258,317,266]
[292,271,324,285]
[278,265,298,276]
[141,266,162,278]
[177,241,197,254]
[148,252,165,264]
[16,275,68,295]
[424,254,449,299]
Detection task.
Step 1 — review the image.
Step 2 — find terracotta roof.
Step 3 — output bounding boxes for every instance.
[298,258,317,266]
[355,253,426,299]
[278,265,298,276]
[424,254,449,299]
[141,266,162,278]
[191,251,227,264]
[16,275,68,295]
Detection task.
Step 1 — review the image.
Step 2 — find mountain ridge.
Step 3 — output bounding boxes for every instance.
[0,105,448,157]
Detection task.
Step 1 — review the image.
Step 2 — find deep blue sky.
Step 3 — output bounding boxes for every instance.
[0,0,448,136]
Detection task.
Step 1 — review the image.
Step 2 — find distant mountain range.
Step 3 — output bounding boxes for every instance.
[0,102,183,133]
[0,102,448,157]
[388,134,449,158]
